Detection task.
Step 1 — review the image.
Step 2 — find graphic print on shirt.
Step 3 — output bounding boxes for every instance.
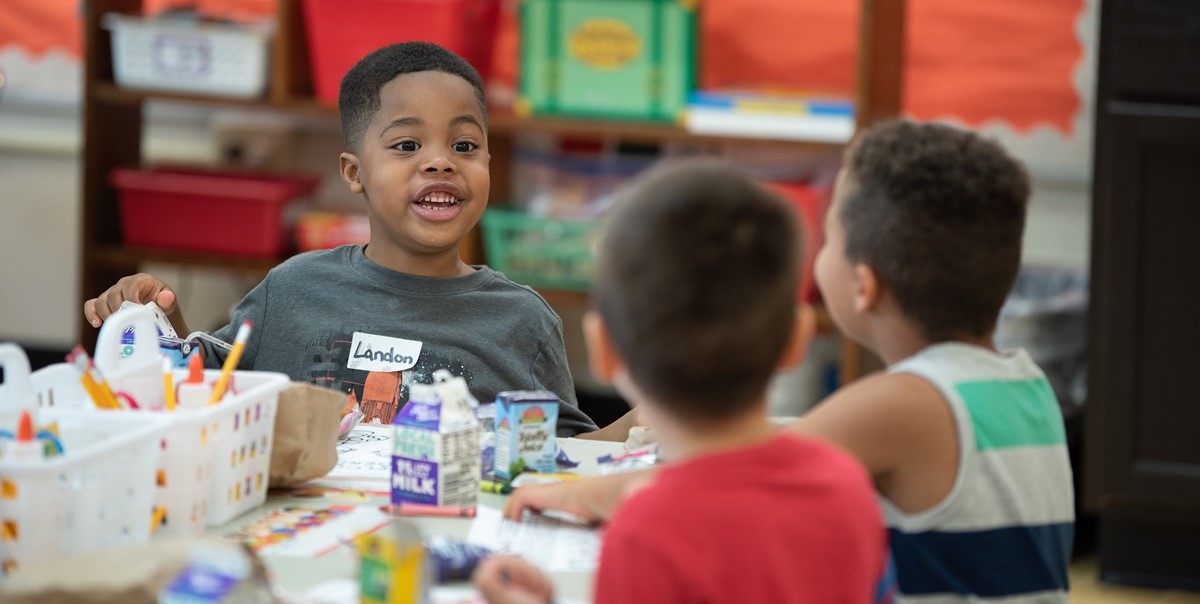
[305,330,474,425]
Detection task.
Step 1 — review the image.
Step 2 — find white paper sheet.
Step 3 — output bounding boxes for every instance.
[466,506,602,574]
[307,424,393,489]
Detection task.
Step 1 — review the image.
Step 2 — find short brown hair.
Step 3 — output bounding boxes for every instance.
[593,159,802,423]
[841,119,1031,340]
[339,41,487,152]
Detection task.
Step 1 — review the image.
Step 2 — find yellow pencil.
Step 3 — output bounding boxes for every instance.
[150,507,166,533]
[209,321,252,404]
[79,369,109,409]
[89,366,123,410]
[163,357,177,411]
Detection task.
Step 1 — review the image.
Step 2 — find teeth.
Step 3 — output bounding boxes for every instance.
[419,193,459,204]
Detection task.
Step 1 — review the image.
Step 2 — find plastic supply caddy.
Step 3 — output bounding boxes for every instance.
[70,307,291,535]
[0,344,168,578]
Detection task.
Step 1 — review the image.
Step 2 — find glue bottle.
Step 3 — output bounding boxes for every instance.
[176,353,209,410]
[5,410,44,461]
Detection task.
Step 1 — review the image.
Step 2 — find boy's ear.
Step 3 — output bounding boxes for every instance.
[339,152,364,195]
[778,304,818,370]
[853,263,881,314]
[583,310,623,383]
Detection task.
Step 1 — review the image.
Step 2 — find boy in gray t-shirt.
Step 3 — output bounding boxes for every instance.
[83,42,607,437]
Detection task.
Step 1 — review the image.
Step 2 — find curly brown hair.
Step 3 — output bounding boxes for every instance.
[841,119,1031,341]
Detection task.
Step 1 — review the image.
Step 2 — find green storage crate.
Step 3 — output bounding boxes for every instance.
[518,0,697,122]
[481,209,600,291]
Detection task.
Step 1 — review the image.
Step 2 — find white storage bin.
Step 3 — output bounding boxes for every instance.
[33,362,288,533]
[104,13,273,98]
[0,344,167,578]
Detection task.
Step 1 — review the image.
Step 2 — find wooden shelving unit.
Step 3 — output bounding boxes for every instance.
[81,0,904,383]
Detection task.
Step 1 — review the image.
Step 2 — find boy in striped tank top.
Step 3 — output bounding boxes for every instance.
[506,119,1073,602]
[795,119,1074,602]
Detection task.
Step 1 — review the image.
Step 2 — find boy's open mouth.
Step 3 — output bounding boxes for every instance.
[415,192,461,210]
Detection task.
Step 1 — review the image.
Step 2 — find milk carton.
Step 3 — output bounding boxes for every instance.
[391,372,481,507]
[493,391,559,480]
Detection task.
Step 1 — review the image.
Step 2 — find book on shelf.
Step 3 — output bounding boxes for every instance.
[683,90,856,144]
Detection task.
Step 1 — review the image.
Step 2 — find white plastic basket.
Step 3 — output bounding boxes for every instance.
[104,13,273,98]
[34,363,288,533]
[0,345,167,578]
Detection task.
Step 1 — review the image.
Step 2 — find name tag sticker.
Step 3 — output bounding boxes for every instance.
[347,332,423,372]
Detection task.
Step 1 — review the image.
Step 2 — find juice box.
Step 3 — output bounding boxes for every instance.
[391,377,481,507]
[493,391,559,480]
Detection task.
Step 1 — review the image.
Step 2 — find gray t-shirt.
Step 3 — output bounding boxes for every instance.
[202,245,596,436]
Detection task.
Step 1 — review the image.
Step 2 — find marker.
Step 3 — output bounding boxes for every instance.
[480,480,513,495]
[382,503,477,518]
[210,321,251,404]
[162,357,177,411]
[5,410,44,461]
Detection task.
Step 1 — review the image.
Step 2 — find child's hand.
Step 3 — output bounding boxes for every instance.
[503,468,658,523]
[83,273,181,329]
[503,480,594,522]
[473,555,554,604]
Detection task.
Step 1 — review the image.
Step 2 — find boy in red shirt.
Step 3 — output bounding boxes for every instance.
[474,160,889,603]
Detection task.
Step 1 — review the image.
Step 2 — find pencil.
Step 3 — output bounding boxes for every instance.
[163,357,177,411]
[90,365,123,410]
[209,321,251,404]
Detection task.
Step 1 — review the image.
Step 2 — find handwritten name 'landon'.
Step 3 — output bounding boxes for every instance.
[353,341,414,365]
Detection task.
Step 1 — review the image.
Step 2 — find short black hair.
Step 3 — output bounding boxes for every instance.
[593,159,802,424]
[338,41,487,152]
[840,119,1031,341]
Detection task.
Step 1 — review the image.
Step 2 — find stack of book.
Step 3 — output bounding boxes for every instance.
[684,90,855,143]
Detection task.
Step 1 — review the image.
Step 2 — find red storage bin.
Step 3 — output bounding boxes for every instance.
[302,0,500,106]
[764,181,828,304]
[110,166,320,258]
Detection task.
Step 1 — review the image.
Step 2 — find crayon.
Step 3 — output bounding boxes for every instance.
[480,480,513,495]
[382,503,477,518]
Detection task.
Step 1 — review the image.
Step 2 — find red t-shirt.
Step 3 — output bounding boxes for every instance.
[594,434,886,603]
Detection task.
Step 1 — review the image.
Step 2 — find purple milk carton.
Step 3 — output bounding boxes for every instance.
[391,372,481,507]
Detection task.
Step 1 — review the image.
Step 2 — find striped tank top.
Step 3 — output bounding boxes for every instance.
[886,342,1074,603]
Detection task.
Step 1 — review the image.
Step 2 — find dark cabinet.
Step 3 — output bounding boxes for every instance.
[1085,0,1200,590]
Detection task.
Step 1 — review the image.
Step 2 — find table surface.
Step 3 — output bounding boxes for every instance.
[231,437,627,603]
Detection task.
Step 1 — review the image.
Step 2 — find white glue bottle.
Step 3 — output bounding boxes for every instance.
[176,353,210,410]
[95,305,166,410]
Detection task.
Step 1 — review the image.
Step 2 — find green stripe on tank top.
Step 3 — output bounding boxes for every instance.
[956,378,1066,451]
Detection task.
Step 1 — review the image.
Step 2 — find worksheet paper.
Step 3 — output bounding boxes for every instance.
[466,506,602,574]
[306,424,393,491]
